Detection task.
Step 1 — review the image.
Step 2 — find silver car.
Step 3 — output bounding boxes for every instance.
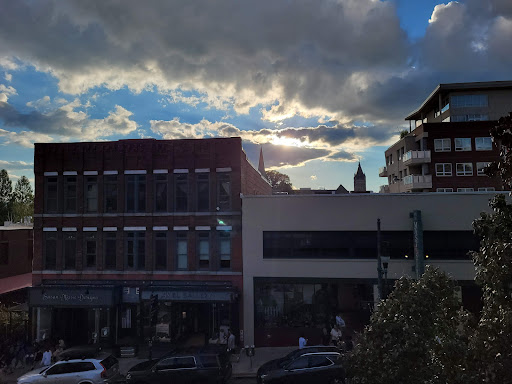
[17,354,120,384]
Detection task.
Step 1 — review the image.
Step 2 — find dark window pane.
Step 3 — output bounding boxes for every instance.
[125,232,145,270]
[175,174,188,212]
[85,176,98,213]
[63,233,76,270]
[104,232,117,269]
[219,232,231,269]
[198,232,209,269]
[85,233,96,268]
[196,174,209,211]
[126,175,146,213]
[64,176,77,213]
[155,232,167,270]
[155,175,168,212]
[176,233,188,270]
[44,233,57,269]
[217,173,231,211]
[104,175,118,213]
[45,177,58,213]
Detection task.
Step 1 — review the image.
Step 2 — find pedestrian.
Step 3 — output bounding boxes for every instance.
[298,333,307,349]
[330,325,342,346]
[227,329,236,353]
[41,346,52,367]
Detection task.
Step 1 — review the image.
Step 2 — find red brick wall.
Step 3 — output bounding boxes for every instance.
[0,228,33,279]
[424,122,503,191]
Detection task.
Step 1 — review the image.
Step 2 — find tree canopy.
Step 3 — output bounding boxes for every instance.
[0,170,33,224]
[266,170,293,193]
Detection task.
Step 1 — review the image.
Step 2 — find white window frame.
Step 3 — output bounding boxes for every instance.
[457,188,474,192]
[435,163,452,176]
[455,138,471,151]
[478,187,495,192]
[436,188,453,192]
[476,162,490,176]
[475,137,492,151]
[456,163,473,176]
[434,138,451,152]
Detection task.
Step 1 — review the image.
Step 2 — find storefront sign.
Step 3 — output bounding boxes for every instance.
[142,289,235,302]
[30,287,115,307]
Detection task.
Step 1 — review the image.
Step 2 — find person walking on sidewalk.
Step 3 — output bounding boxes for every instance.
[330,325,342,346]
[299,334,307,349]
[227,329,236,353]
[41,347,52,367]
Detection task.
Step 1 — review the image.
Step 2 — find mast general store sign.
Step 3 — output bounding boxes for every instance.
[30,288,114,307]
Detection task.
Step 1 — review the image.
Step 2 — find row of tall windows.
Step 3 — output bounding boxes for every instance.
[435,162,491,177]
[437,188,495,192]
[44,172,232,214]
[451,94,488,108]
[434,137,492,152]
[43,230,231,271]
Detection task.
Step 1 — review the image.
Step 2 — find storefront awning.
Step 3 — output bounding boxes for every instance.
[0,273,32,295]
[29,286,118,307]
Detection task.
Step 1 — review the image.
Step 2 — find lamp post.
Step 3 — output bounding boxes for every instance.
[381,256,390,299]
[377,219,384,300]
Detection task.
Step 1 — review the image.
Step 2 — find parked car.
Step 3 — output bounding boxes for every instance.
[125,346,232,384]
[17,353,120,384]
[257,346,345,384]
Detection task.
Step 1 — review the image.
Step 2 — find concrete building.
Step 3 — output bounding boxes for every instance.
[380,81,512,193]
[242,193,500,347]
[31,138,271,347]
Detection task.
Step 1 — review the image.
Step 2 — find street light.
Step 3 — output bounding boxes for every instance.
[381,256,390,299]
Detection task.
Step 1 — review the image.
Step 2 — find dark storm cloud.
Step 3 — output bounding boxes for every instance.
[243,142,330,169]
[327,150,357,161]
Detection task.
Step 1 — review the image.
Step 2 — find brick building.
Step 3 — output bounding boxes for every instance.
[379,81,512,193]
[31,137,271,347]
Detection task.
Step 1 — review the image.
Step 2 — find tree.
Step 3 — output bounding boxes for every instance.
[11,176,34,223]
[399,129,409,139]
[486,112,512,187]
[0,169,13,223]
[347,267,472,384]
[266,170,293,193]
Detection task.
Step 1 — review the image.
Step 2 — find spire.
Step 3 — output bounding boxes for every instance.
[355,162,365,179]
[353,162,367,192]
[258,146,267,178]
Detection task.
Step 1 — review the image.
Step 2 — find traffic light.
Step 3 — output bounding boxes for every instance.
[149,294,159,325]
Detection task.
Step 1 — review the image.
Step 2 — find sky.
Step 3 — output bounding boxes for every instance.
[0,0,512,192]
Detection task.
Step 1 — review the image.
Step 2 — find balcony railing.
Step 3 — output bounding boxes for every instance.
[402,150,431,166]
[378,166,387,177]
[379,185,390,193]
[403,174,432,190]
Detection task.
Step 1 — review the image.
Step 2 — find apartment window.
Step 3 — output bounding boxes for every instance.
[104,175,118,213]
[456,163,473,176]
[436,188,454,192]
[219,232,231,269]
[174,174,188,212]
[198,232,210,269]
[126,232,145,270]
[64,176,77,213]
[154,174,168,212]
[196,174,210,212]
[0,242,8,265]
[399,171,403,180]
[475,137,492,151]
[451,114,489,122]
[126,175,146,213]
[104,232,117,269]
[455,138,471,151]
[477,162,490,176]
[84,233,97,269]
[217,173,231,211]
[434,138,451,152]
[396,149,401,161]
[451,94,488,108]
[85,176,98,213]
[176,233,188,270]
[44,176,58,213]
[44,232,57,270]
[457,188,475,192]
[154,232,167,270]
[478,187,495,191]
[63,232,76,270]
[435,163,452,176]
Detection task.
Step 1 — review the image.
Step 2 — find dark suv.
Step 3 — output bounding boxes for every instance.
[257,346,345,384]
[125,346,232,384]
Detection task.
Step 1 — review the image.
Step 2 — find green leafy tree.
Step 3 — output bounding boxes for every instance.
[11,176,34,223]
[399,129,409,139]
[0,169,13,223]
[347,267,472,384]
[266,170,293,193]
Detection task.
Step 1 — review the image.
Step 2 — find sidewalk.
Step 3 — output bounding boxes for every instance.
[0,346,297,383]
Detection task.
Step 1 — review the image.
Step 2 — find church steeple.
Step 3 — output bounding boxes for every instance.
[354,162,367,192]
[258,147,267,179]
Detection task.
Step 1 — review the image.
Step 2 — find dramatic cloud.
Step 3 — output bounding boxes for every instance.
[0,128,53,148]
[0,100,137,141]
[0,84,16,103]
[0,159,33,170]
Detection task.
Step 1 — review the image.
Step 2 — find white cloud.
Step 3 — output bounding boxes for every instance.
[0,84,16,103]
[0,159,33,170]
[0,128,53,148]
[4,72,12,82]
[26,95,51,111]
[310,175,317,180]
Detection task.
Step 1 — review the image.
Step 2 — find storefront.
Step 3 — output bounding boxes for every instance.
[253,278,374,346]
[29,286,119,346]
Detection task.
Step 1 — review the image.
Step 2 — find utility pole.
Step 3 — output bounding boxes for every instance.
[377,218,383,300]
[410,210,425,279]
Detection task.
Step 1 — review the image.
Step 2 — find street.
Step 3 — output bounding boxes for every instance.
[229,378,256,384]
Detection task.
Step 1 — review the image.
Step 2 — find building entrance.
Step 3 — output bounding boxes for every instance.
[53,308,89,346]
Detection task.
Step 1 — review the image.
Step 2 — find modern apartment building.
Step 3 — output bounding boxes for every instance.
[379,81,512,193]
[30,138,271,347]
[242,192,500,347]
